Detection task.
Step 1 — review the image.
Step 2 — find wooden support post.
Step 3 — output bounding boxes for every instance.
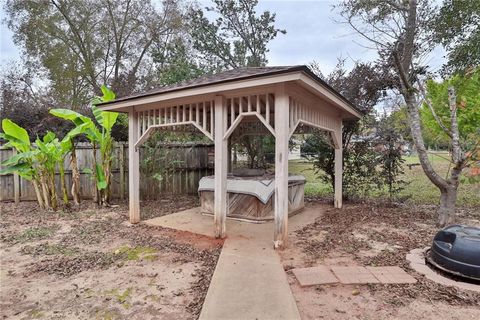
[227,140,232,173]
[128,109,140,223]
[333,126,343,209]
[214,95,228,238]
[119,143,125,200]
[13,149,20,204]
[274,84,289,249]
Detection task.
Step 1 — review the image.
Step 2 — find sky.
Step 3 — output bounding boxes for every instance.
[0,0,446,76]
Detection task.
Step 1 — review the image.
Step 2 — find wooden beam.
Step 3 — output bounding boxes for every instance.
[274,84,289,249]
[214,95,228,238]
[128,109,140,223]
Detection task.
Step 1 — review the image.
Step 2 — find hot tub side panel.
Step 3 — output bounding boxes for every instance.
[199,181,305,221]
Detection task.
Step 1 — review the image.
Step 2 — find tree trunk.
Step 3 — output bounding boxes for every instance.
[101,158,111,206]
[438,185,457,227]
[92,144,99,204]
[32,179,45,210]
[59,164,69,205]
[70,145,81,205]
[40,175,51,209]
[49,173,58,211]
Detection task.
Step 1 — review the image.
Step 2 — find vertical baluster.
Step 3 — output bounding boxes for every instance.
[289,98,294,130]
[203,102,207,130]
[210,101,214,136]
[265,94,270,125]
[230,99,235,125]
[256,95,260,115]
[196,103,200,125]
[137,112,141,137]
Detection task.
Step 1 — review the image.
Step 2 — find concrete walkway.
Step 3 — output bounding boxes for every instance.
[145,206,323,320]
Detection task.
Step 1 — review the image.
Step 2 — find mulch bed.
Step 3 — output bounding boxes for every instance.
[0,196,221,318]
[295,200,480,307]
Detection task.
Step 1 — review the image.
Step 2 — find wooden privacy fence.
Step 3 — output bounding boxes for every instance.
[0,142,214,202]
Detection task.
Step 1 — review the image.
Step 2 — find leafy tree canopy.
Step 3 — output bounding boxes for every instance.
[188,0,285,69]
[421,68,480,145]
[433,0,480,75]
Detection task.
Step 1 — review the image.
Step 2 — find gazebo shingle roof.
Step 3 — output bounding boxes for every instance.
[101,65,361,113]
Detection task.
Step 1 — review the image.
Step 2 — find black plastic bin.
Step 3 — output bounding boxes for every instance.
[428,225,480,281]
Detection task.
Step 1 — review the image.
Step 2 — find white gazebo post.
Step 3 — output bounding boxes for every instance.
[274,84,289,249]
[214,95,228,238]
[128,108,140,223]
[333,124,343,208]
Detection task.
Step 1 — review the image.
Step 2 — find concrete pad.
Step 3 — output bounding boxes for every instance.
[144,207,215,237]
[366,266,417,284]
[144,206,330,320]
[144,205,325,242]
[331,266,380,284]
[292,266,339,286]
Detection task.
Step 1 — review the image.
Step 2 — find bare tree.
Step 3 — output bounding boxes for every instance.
[338,0,468,226]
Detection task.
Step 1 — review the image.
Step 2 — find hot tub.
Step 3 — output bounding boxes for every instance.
[198,174,306,222]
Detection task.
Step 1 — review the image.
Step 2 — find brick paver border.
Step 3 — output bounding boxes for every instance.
[292,265,417,286]
[406,247,480,293]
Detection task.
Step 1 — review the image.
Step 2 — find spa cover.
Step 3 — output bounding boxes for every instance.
[198,175,306,204]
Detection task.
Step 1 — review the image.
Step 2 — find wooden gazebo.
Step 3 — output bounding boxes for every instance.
[98,66,362,249]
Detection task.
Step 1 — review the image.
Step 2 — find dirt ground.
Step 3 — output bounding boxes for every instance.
[0,195,222,320]
[280,200,480,320]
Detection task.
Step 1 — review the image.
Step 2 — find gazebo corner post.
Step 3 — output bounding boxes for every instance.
[128,108,141,224]
[274,84,289,249]
[214,95,228,238]
[332,125,343,209]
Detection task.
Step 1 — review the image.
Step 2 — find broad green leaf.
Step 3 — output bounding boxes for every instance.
[92,105,119,130]
[95,163,107,190]
[0,133,29,152]
[0,162,33,179]
[92,105,103,126]
[60,138,72,153]
[102,111,119,131]
[42,131,56,143]
[82,168,93,174]
[1,151,35,166]
[1,119,30,149]
[91,85,115,105]
[100,85,115,102]
[49,109,91,126]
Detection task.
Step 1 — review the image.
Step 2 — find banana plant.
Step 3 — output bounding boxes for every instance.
[50,85,118,206]
[35,131,60,210]
[0,119,45,208]
[91,86,118,205]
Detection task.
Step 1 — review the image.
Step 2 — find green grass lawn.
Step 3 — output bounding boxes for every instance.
[289,152,480,207]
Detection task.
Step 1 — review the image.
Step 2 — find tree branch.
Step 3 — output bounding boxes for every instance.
[417,80,453,138]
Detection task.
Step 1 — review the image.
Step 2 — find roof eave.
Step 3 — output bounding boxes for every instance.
[98,67,363,119]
